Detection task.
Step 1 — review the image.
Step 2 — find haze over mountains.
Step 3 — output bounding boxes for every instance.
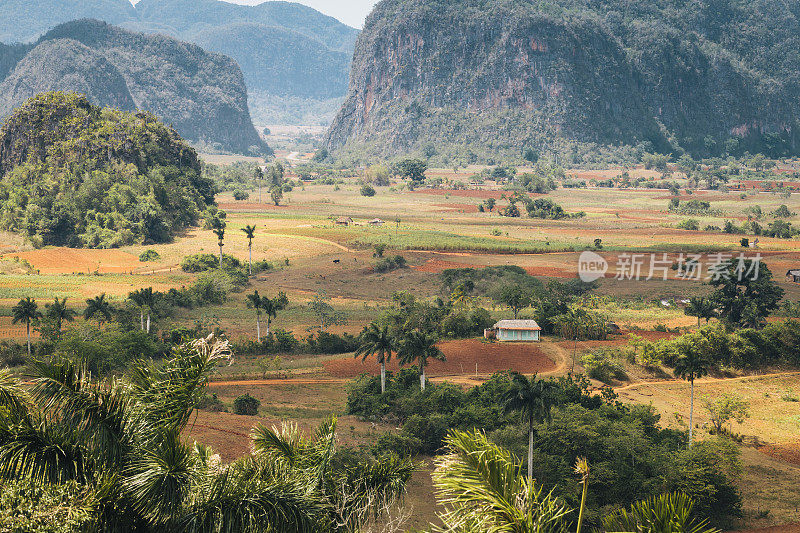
[0,0,357,102]
[326,0,800,163]
[0,20,266,154]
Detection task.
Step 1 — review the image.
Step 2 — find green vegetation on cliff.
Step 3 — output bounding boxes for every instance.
[326,0,800,164]
[0,92,214,248]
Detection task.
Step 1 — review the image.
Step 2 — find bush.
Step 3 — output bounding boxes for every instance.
[581,348,627,383]
[196,393,226,412]
[676,219,699,231]
[181,253,241,273]
[233,189,250,201]
[139,249,161,262]
[360,184,376,197]
[233,394,260,415]
[374,255,407,273]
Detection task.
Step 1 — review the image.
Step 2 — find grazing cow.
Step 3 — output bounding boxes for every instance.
[333,259,341,264]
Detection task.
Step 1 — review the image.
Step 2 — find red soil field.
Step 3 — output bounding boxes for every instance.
[1,248,141,274]
[759,443,800,466]
[324,338,556,378]
[412,259,484,273]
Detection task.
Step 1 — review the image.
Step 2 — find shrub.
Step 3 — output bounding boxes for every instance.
[233,189,250,201]
[233,394,260,415]
[181,253,241,273]
[196,393,226,412]
[581,348,627,383]
[676,219,699,231]
[139,249,160,262]
[374,255,407,273]
[360,184,376,197]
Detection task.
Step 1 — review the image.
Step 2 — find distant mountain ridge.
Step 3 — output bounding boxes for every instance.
[0,0,358,101]
[326,0,800,162]
[0,19,267,154]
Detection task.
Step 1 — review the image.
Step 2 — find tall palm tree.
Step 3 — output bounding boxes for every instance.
[129,287,155,332]
[431,429,569,533]
[12,297,41,356]
[254,166,264,203]
[261,296,278,337]
[45,297,75,338]
[397,329,445,391]
[355,323,395,393]
[502,372,556,479]
[0,336,412,532]
[242,224,257,275]
[213,226,225,267]
[84,293,112,327]
[674,334,713,447]
[247,290,264,342]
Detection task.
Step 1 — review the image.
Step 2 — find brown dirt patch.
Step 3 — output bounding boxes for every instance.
[759,443,800,466]
[2,248,142,274]
[324,338,556,378]
[732,525,800,533]
[412,259,484,273]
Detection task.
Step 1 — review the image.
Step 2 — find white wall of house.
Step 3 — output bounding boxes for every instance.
[497,328,540,341]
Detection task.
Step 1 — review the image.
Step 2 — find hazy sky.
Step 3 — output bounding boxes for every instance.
[130,0,378,28]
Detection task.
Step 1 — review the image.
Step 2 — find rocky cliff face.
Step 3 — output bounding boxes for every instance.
[0,20,268,155]
[325,0,799,161]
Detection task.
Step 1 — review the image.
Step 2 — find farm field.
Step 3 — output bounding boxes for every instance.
[4,157,800,530]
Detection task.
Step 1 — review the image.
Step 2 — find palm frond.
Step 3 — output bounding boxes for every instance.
[431,429,569,533]
[0,368,31,417]
[602,492,720,533]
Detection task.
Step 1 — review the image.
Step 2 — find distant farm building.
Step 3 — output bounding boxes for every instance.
[787,269,800,283]
[485,320,541,341]
[335,216,353,226]
[368,218,385,226]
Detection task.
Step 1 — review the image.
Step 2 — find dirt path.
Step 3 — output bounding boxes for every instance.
[614,370,800,393]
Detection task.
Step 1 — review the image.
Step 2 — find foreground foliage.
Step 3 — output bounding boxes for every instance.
[0,335,411,531]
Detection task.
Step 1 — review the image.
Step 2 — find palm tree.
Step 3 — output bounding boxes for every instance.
[261,296,278,337]
[252,417,413,530]
[213,226,225,267]
[247,290,264,342]
[128,287,155,332]
[603,492,720,533]
[242,224,257,275]
[84,293,112,327]
[674,334,713,447]
[12,297,41,356]
[502,372,556,479]
[397,329,445,391]
[0,335,412,532]
[355,323,395,393]
[254,166,264,203]
[431,429,569,532]
[685,297,716,326]
[45,297,75,338]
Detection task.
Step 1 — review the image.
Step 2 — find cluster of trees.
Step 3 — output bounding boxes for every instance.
[0,93,215,248]
[348,369,740,529]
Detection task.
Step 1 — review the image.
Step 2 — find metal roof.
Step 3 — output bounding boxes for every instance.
[493,319,542,331]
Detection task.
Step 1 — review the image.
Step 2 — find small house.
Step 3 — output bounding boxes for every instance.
[488,319,541,342]
[368,218,385,226]
[335,216,353,226]
[787,269,800,283]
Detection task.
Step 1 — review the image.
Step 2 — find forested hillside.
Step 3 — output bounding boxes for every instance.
[0,20,266,155]
[0,92,215,248]
[325,0,800,164]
